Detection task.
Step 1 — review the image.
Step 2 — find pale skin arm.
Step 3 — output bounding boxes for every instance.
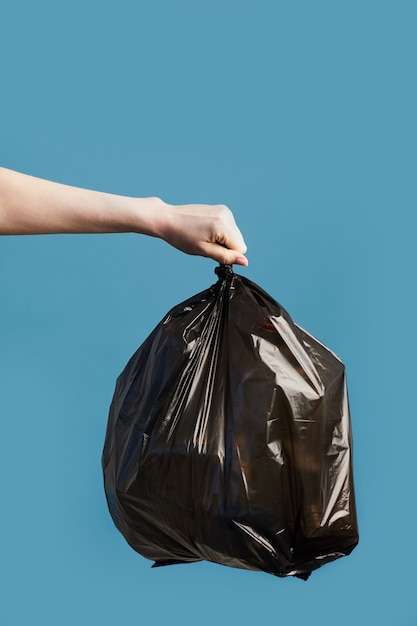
[0,167,248,266]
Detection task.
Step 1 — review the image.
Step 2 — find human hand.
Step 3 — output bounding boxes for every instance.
[0,168,248,266]
[156,202,248,266]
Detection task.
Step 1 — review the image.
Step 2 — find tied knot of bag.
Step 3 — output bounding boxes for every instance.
[215,263,234,280]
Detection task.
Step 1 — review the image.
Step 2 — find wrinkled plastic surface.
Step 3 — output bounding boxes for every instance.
[103,266,358,579]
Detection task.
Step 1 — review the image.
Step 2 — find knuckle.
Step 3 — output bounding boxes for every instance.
[219,251,232,264]
[216,204,231,219]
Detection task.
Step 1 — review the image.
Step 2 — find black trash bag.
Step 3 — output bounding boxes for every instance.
[102,265,358,579]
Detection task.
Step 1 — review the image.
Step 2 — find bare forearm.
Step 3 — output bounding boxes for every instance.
[0,167,248,265]
[0,167,162,236]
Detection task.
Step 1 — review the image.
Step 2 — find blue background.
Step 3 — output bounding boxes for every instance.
[1,1,416,625]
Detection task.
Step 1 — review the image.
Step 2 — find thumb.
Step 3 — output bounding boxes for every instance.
[200,241,248,266]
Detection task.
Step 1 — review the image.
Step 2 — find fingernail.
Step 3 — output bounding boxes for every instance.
[235,256,248,266]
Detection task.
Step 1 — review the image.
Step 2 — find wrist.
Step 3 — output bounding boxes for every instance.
[125,196,168,237]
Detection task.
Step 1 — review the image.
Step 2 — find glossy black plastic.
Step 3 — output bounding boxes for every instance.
[103,267,358,579]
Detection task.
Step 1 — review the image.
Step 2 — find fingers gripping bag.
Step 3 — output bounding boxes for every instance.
[102,265,358,580]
